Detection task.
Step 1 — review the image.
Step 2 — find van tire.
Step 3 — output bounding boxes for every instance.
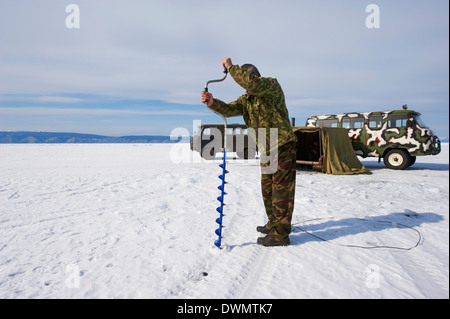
[383,149,411,170]
[408,156,416,167]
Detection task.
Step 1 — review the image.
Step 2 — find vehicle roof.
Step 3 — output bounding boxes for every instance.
[307,109,421,119]
[199,123,247,128]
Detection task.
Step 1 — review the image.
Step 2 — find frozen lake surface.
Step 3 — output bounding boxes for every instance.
[0,143,448,298]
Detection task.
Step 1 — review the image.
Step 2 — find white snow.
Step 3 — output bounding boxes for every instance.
[0,143,448,299]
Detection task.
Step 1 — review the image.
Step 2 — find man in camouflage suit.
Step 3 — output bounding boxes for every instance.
[201,58,297,246]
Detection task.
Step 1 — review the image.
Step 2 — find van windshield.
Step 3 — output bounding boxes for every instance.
[412,114,427,127]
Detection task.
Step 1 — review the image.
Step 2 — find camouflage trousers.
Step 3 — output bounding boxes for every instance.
[261,141,296,241]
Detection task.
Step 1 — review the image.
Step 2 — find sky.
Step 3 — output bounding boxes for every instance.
[0,0,448,139]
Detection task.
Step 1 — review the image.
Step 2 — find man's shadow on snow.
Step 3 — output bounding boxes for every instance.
[289,211,443,247]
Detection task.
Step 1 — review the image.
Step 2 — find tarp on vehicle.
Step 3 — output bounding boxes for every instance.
[293,126,371,175]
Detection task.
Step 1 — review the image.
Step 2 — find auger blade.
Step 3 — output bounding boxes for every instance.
[217,194,227,202]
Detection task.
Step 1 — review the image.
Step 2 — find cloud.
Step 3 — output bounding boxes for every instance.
[35,96,86,103]
[1,1,447,102]
[0,0,448,136]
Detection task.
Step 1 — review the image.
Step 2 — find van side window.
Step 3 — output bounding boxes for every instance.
[329,119,338,127]
[388,115,408,128]
[341,117,365,129]
[351,117,365,129]
[317,119,338,127]
[342,117,364,129]
[342,118,350,129]
[369,116,382,129]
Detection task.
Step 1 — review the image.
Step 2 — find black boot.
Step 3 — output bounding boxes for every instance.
[256,225,271,234]
[257,235,290,247]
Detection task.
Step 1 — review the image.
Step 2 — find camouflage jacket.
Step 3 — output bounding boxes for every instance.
[209,65,297,154]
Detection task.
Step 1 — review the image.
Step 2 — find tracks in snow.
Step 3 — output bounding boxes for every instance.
[159,160,284,299]
[225,245,270,299]
[160,242,275,299]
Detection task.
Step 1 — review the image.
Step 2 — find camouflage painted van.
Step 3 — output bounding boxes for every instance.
[305,106,441,169]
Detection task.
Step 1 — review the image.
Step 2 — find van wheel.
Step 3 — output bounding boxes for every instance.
[383,149,411,170]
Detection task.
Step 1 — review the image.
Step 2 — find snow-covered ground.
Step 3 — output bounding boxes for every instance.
[0,143,448,299]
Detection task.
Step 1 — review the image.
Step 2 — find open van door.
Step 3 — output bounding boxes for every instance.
[294,127,371,175]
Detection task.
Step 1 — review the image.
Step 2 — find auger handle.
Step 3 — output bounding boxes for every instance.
[203,67,229,152]
[204,67,228,92]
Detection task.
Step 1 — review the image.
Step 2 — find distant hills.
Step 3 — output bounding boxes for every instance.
[0,131,447,144]
[0,131,183,143]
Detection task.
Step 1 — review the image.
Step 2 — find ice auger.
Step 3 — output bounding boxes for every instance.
[203,67,228,248]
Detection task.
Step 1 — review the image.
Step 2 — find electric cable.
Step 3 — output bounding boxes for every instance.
[291,217,423,251]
